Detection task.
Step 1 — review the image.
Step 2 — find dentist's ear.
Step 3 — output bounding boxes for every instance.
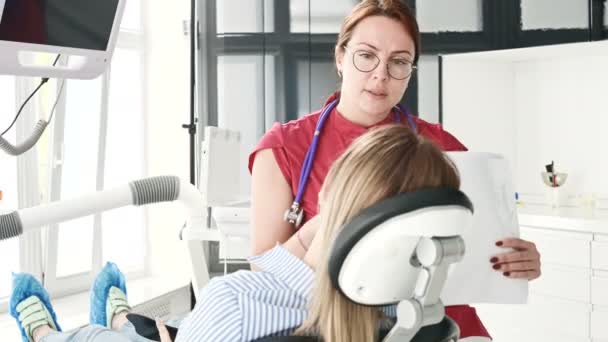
[335,45,345,77]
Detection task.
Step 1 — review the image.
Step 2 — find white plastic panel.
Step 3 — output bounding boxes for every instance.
[291,0,356,33]
[476,294,591,341]
[591,308,608,339]
[417,55,439,123]
[591,271,608,305]
[200,127,242,207]
[592,239,608,271]
[521,0,589,30]
[417,0,483,32]
[216,0,274,33]
[520,226,591,268]
[529,263,590,302]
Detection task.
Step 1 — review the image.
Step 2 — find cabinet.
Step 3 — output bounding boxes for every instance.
[440,38,608,342]
[476,208,608,342]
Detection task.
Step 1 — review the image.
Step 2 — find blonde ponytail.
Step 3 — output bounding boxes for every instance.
[296,125,460,342]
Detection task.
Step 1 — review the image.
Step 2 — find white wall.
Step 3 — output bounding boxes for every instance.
[143,1,191,282]
[514,54,608,198]
[442,41,608,205]
[442,60,517,165]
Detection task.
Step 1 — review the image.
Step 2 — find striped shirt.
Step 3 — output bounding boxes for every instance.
[175,245,396,341]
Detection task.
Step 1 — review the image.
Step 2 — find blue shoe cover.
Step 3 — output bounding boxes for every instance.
[9,273,62,342]
[90,262,127,327]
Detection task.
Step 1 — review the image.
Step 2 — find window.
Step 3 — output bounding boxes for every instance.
[55,78,102,278]
[296,59,339,117]
[103,48,146,273]
[521,0,589,30]
[417,0,483,32]
[217,55,275,197]
[605,1,608,28]
[44,1,146,295]
[0,76,18,304]
[290,0,355,33]
[216,0,274,33]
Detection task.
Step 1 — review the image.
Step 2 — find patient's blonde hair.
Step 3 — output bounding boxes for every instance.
[295,125,460,342]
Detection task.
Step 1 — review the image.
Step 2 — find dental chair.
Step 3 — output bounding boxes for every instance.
[256,187,473,342]
[126,186,472,342]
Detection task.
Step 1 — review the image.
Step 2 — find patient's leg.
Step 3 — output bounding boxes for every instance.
[33,324,54,342]
[90,262,131,329]
[111,311,130,331]
[10,273,63,342]
[39,325,136,342]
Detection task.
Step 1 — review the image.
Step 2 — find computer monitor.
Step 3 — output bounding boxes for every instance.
[0,0,125,79]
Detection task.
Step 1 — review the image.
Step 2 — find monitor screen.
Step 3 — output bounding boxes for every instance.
[0,0,119,51]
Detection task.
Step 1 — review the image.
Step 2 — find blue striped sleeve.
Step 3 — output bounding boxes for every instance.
[175,278,242,342]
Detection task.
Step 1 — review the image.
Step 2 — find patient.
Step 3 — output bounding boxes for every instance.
[11,125,461,342]
[175,124,461,342]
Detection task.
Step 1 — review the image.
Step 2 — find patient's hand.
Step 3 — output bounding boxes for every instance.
[156,319,173,342]
[490,238,541,280]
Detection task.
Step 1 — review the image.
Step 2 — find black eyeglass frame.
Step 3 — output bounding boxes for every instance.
[342,45,417,80]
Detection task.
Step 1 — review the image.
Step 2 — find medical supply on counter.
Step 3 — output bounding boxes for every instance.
[541,161,567,208]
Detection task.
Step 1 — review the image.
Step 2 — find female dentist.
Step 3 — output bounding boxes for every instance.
[248,0,541,340]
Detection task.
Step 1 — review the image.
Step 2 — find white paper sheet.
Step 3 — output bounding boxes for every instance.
[441,152,528,305]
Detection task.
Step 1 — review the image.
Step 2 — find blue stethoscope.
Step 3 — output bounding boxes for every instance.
[284,98,418,227]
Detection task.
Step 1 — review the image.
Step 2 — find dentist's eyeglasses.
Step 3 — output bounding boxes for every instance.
[343,46,416,80]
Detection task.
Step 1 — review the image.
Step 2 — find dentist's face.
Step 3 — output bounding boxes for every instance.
[336,15,416,119]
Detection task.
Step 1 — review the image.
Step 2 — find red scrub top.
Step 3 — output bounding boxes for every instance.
[248,92,491,339]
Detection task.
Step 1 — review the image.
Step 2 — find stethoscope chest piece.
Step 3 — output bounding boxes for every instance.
[284,203,304,227]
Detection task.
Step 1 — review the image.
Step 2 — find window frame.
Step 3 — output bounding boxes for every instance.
[0,77,45,312]
[43,7,147,297]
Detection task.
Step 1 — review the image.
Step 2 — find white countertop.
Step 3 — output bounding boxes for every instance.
[517,203,608,234]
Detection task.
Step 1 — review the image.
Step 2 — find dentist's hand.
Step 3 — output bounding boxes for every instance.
[490,238,541,280]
